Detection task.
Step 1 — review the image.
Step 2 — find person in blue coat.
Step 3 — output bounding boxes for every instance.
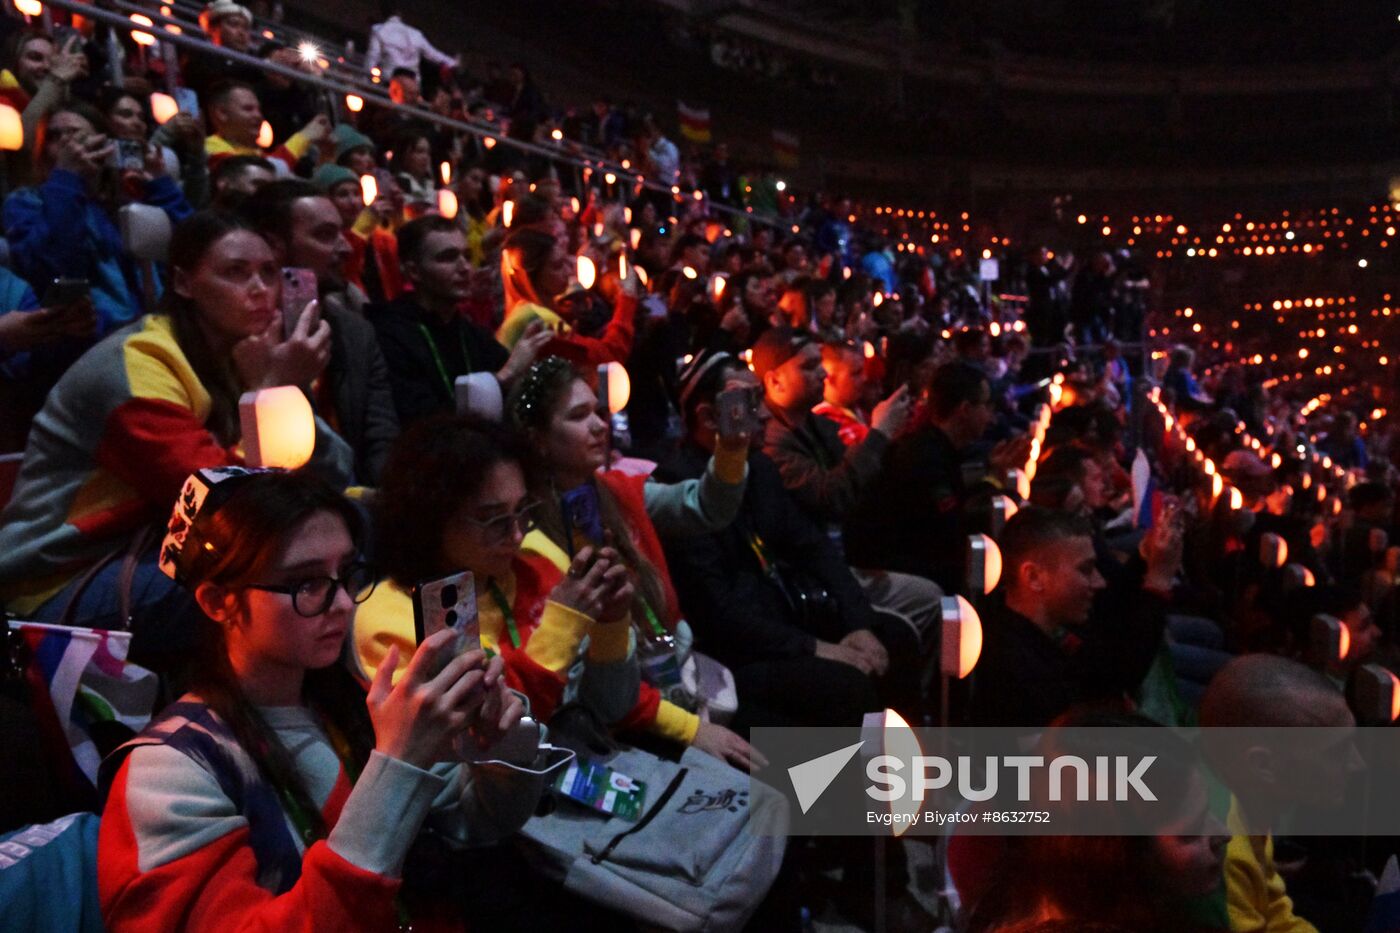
[4,103,192,337]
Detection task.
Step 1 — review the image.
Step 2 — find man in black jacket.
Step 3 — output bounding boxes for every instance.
[656,352,925,729]
[968,505,1179,729]
[368,216,550,427]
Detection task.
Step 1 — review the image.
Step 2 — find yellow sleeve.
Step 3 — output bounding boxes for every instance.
[204,135,235,156]
[586,616,632,663]
[712,437,748,485]
[284,126,315,160]
[522,600,593,675]
[351,582,415,685]
[648,701,701,745]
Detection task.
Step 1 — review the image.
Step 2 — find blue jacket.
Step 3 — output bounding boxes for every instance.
[3,170,192,335]
[0,264,40,379]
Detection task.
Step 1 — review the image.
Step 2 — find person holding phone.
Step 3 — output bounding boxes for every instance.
[100,469,559,932]
[0,30,89,158]
[99,87,209,207]
[3,104,193,336]
[505,356,761,770]
[0,211,351,671]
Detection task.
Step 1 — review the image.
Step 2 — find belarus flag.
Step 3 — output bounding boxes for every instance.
[677,101,712,143]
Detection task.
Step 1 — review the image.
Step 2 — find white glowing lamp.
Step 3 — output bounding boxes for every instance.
[1204,458,1216,476]
[359,173,378,206]
[1211,472,1224,502]
[576,255,596,290]
[1185,436,1196,453]
[436,188,458,220]
[345,94,364,113]
[597,362,630,414]
[239,387,315,469]
[990,494,1018,537]
[500,200,515,228]
[966,534,1002,596]
[440,161,451,185]
[14,0,41,16]
[482,136,496,149]
[682,265,698,280]
[624,206,633,224]
[635,266,648,286]
[1008,468,1030,501]
[1228,486,1244,511]
[940,595,983,680]
[150,93,179,126]
[629,228,642,250]
[1355,665,1400,722]
[257,120,274,149]
[570,196,580,215]
[1259,532,1288,568]
[858,708,924,836]
[0,103,22,152]
[1048,381,1064,407]
[130,13,156,46]
[1309,613,1348,665]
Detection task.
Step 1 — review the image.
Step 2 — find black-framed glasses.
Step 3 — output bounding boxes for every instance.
[245,561,378,617]
[464,500,541,545]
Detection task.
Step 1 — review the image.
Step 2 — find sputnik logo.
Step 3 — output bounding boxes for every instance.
[787,741,864,814]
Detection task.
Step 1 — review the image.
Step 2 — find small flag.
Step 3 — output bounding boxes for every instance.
[677,101,712,143]
[772,129,799,167]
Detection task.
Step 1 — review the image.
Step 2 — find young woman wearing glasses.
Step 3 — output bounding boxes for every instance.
[99,469,560,932]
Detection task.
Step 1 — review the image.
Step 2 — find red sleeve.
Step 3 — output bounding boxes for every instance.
[99,759,401,933]
[95,397,241,509]
[564,292,637,366]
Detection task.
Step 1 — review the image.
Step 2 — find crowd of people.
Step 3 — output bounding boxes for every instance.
[0,1,1398,932]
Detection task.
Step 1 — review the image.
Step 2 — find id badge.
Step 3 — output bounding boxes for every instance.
[553,758,647,822]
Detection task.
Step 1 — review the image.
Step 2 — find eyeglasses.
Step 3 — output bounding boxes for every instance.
[244,561,377,617]
[464,500,541,545]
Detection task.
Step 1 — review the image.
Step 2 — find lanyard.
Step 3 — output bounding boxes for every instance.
[416,321,473,397]
[275,712,359,848]
[488,580,522,649]
[639,597,667,638]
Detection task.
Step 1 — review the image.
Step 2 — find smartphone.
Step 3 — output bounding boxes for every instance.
[110,139,146,173]
[560,484,604,548]
[280,267,318,338]
[411,570,480,653]
[43,277,90,308]
[715,385,761,438]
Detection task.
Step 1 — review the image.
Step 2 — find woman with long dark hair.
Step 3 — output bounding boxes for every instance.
[99,469,556,931]
[0,211,351,667]
[508,356,761,769]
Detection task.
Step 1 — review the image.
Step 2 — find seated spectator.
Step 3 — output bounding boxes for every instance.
[844,360,1030,591]
[452,160,492,267]
[1322,412,1368,471]
[240,179,399,483]
[99,468,558,931]
[4,103,194,337]
[203,81,328,175]
[507,356,760,769]
[358,417,646,733]
[253,41,325,147]
[390,131,438,217]
[813,340,873,447]
[0,211,351,668]
[497,226,637,365]
[961,711,1228,933]
[185,0,263,101]
[369,215,549,426]
[312,160,405,305]
[1199,654,1361,933]
[98,87,208,206]
[658,351,922,727]
[967,505,1177,728]
[210,153,274,209]
[0,30,88,159]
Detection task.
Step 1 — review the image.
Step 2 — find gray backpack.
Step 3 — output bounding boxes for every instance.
[517,745,789,932]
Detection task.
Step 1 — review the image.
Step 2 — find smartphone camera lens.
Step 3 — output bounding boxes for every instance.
[441,585,457,608]
[445,609,458,628]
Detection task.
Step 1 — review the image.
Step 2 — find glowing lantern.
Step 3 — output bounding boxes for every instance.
[257,120,274,149]
[863,340,875,360]
[852,709,925,835]
[345,94,363,112]
[359,173,377,206]
[604,172,616,185]
[597,362,630,413]
[712,276,726,302]
[482,137,497,149]
[576,255,596,290]
[966,534,1003,596]
[629,228,642,250]
[990,495,1018,537]
[502,201,514,228]
[13,0,41,16]
[1355,665,1400,722]
[1309,614,1348,664]
[0,103,22,152]
[439,161,451,185]
[635,267,648,286]
[1204,459,1216,476]
[1259,533,1288,568]
[436,188,458,220]
[682,265,698,280]
[940,595,983,680]
[624,207,633,224]
[239,387,315,469]
[1009,468,1031,501]
[130,14,156,46]
[1211,473,1224,502]
[1228,486,1244,510]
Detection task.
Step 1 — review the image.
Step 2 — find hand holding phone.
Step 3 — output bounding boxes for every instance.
[412,570,480,658]
[560,485,604,548]
[715,385,761,440]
